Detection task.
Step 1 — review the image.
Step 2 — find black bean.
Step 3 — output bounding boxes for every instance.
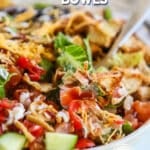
[60,8,70,15]
[34,10,43,18]
[4,6,26,15]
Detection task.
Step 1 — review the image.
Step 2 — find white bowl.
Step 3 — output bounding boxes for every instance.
[88,120,150,150]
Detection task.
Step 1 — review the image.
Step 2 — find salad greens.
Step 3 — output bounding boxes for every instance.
[57,45,87,71]
[54,32,72,50]
[55,33,88,71]
[40,57,53,81]
[84,38,94,71]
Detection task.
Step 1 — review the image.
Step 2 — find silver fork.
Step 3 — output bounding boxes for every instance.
[98,0,150,67]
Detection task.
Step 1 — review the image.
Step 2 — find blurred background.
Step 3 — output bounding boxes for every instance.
[1,0,150,44]
[7,0,150,45]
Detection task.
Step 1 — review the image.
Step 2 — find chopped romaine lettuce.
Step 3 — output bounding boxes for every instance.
[110,51,143,67]
[55,33,88,71]
[54,32,72,49]
[0,85,5,98]
[84,38,94,71]
[40,57,53,81]
[57,45,87,71]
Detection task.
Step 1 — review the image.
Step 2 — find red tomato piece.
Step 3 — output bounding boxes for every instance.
[60,87,81,108]
[0,115,6,123]
[24,120,44,138]
[0,99,14,109]
[69,100,83,131]
[0,109,9,124]
[0,126,3,135]
[23,120,33,128]
[115,120,124,125]
[17,56,31,69]
[29,125,44,138]
[29,73,41,81]
[17,56,45,81]
[76,138,95,149]
[133,101,150,122]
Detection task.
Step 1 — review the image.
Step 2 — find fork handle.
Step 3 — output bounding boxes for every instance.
[107,0,150,58]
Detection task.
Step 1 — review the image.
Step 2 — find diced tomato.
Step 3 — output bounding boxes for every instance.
[115,120,124,125]
[0,109,9,123]
[24,120,44,138]
[0,115,6,123]
[69,87,81,98]
[29,125,44,138]
[17,57,31,69]
[17,56,45,81]
[60,91,74,108]
[0,126,3,135]
[60,87,81,108]
[0,99,15,124]
[76,138,95,149]
[6,65,22,89]
[29,73,41,81]
[133,101,150,122]
[28,64,44,75]
[80,90,94,100]
[69,100,83,131]
[24,120,33,128]
[0,99,15,109]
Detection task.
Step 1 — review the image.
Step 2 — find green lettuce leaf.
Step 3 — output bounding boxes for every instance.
[40,57,53,81]
[57,45,87,71]
[55,33,88,71]
[84,38,93,71]
[54,32,72,49]
[0,85,5,98]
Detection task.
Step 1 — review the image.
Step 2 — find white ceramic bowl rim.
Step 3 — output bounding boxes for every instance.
[87,120,150,150]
